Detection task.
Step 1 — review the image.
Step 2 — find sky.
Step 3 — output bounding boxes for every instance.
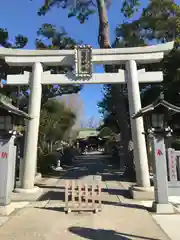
[0,0,147,122]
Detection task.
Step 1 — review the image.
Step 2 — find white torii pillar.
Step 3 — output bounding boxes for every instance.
[4,41,173,192]
[126,61,149,187]
[22,62,42,191]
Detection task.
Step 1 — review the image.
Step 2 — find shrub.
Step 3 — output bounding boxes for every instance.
[61,146,75,166]
[38,153,57,174]
[172,139,180,150]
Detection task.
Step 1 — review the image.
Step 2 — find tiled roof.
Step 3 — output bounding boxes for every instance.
[77,129,99,139]
[0,99,31,119]
[132,93,180,119]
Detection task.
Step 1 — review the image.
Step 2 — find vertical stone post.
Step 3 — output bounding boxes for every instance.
[151,134,174,213]
[21,62,43,191]
[19,157,24,186]
[19,134,25,187]
[126,60,150,188]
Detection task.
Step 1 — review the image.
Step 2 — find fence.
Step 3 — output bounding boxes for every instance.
[64,175,102,213]
[167,148,180,196]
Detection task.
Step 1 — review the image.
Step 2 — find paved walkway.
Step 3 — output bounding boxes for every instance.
[0,154,170,240]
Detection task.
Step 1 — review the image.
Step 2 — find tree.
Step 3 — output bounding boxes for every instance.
[115,0,180,107]
[39,99,76,154]
[18,23,83,111]
[37,24,83,102]
[57,93,84,141]
[99,0,180,178]
[38,1,140,46]
[0,23,83,112]
[0,28,28,106]
[99,126,115,138]
[138,0,180,46]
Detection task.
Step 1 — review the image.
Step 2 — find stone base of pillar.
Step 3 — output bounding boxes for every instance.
[14,186,41,194]
[0,201,29,216]
[152,201,175,214]
[129,185,154,200]
[12,187,43,202]
[35,172,42,182]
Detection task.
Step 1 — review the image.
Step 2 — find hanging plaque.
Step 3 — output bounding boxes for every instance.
[74,45,92,78]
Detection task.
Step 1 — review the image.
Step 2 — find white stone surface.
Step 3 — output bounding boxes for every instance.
[22,62,43,190]
[153,215,180,240]
[152,202,175,214]
[0,41,174,56]
[0,217,9,226]
[0,202,29,216]
[126,60,150,188]
[169,196,180,205]
[7,71,163,85]
[14,186,42,194]
[54,167,63,171]
[4,42,174,66]
[140,197,180,212]
[5,52,165,66]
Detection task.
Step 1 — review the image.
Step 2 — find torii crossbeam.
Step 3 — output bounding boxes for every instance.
[7,69,163,85]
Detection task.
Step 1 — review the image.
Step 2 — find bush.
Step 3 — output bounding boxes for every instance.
[172,140,180,150]
[61,146,75,166]
[38,153,57,174]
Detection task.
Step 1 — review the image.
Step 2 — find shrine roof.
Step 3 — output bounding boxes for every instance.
[77,129,99,139]
[132,93,180,119]
[0,99,31,119]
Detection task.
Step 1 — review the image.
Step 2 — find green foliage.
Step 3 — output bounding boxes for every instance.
[36,23,81,49]
[35,23,83,105]
[137,0,180,115]
[37,0,141,22]
[38,0,98,23]
[98,85,118,132]
[116,0,180,47]
[0,28,28,48]
[0,24,82,109]
[115,21,146,47]
[121,0,140,18]
[39,99,76,154]
[0,28,28,106]
[100,0,180,131]
[136,0,180,107]
[99,126,115,138]
[38,153,57,174]
[0,93,12,103]
[98,83,129,133]
[139,0,180,46]
[62,145,76,165]
[172,139,180,150]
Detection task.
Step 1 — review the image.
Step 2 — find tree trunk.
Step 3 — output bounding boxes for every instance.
[96,0,110,48]
[96,0,135,180]
[112,85,135,180]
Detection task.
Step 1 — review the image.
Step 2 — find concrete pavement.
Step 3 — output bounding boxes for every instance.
[0,153,172,239]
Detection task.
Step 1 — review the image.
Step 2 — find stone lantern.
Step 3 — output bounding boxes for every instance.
[0,97,31,206]
[132,92,180,213]
[0,98,30,135]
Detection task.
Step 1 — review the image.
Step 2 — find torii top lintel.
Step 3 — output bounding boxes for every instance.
[2,41,174,66]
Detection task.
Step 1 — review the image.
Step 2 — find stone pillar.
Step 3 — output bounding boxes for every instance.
[19,157,24,186]
[21,62,43,191]
[126,60,150,188]
[151,134,174,213]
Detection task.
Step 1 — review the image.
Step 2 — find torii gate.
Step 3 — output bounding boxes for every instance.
[3,41,174,193]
